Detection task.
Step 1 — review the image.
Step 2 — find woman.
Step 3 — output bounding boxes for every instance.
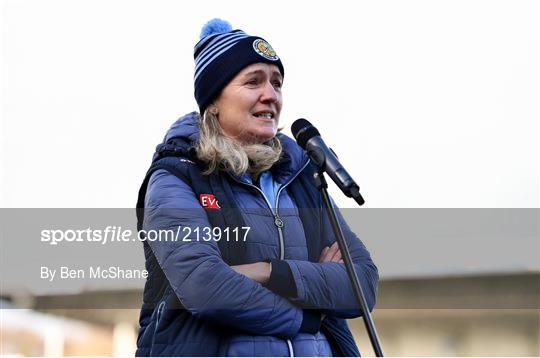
[135,19,378,357]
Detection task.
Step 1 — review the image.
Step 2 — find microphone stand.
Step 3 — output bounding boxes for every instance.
[313,171,384,357]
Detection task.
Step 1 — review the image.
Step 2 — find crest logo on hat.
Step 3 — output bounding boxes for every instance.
[253,39,279,61]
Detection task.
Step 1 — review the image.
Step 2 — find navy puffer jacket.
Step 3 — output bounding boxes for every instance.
[136,112,378,356]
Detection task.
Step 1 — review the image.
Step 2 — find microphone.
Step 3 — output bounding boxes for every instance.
[291,118,364,205]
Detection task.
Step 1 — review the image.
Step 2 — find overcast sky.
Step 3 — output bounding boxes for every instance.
[1,0,538,208]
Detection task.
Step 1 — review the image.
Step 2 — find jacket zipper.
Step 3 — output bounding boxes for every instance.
[228,159,310,259]
[156,300,166,325]
[149,300,166,356]
[228,159,310,358]
[274,159,310,260]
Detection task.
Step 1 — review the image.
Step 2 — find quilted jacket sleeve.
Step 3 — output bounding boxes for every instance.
[144,169,315,337]
[270,201,379,319]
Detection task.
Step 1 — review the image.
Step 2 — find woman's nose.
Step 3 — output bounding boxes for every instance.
[260,81,279,103]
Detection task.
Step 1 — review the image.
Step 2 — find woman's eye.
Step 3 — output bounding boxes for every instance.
[245,79,258,85]
[273,81,283,89]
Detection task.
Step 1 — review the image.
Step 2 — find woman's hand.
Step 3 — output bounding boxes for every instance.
[230,261,271,284]
[319,242,343,263]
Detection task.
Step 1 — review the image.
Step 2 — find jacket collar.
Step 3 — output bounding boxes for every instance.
[164,112,309,184]
[271,133,309,184]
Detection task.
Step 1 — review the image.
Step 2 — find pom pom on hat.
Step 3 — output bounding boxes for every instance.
[200,18,233,39]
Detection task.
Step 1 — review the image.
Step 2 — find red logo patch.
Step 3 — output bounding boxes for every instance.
[199,194,221,209]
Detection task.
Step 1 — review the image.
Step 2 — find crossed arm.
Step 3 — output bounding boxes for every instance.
[232,229,377,320]
[231,241,344,282]
[147,169,377,337]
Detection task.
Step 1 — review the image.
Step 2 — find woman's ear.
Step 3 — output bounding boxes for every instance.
[208,104,219,115]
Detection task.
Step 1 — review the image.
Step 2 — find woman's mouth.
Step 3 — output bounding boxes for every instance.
[253,112,274,119]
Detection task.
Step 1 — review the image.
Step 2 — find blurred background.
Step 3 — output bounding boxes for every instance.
[1,0,538,356]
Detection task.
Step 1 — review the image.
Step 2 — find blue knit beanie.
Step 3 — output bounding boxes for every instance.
[193,19,284,114]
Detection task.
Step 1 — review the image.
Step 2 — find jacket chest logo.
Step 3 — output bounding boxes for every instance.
[199,194,221,209]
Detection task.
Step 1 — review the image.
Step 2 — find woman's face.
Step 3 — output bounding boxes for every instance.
[213,63,283,144]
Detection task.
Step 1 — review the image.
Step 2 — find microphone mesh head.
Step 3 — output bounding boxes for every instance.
[291,118,320,149]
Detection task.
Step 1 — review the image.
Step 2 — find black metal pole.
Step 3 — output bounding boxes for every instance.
[313,171,384,357]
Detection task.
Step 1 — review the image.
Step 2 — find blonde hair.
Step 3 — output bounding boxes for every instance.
[195,111,282,177]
